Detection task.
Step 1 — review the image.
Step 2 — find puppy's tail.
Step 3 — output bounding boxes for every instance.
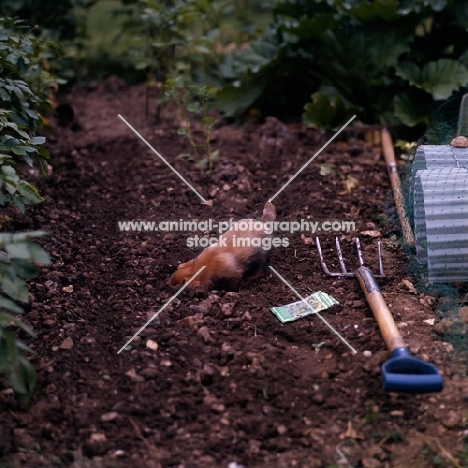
[261,201,276,222]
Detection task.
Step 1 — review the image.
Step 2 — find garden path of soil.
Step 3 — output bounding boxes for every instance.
[1,79,468,468]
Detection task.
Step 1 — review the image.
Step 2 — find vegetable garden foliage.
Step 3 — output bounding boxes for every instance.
[0,17,60,212]
[217,0,468,129]
[0,1,104,84]
[123,0,277,86]
[0,17,54,403]
[0,232,50,404]
[0,0,97,41]
[129,0,222,83]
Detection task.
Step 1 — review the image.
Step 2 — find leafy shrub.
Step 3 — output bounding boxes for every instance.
[123,0,277,85]
[135,0,216,82]
[0,1,126,85]
[164,77,219,173]
[217,0,468,129]
[0,0,96,40]
[0,232,50,404]
[0,17,61,212]
[0,16,57,403]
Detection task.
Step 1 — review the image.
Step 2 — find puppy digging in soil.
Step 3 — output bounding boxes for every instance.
[170,201,277,292]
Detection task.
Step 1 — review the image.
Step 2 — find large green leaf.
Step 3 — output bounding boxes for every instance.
[394,89,434,126]
[10,259,39,279]
[0,275,29,303]
[26,243,51,265]
[16,180,43,204]
[5,241,30,259]
[219,28,281,80]
[303,86,359,130]
[321,26,411,81]
[0,296,23,314]
[395,61,422,87]
[216,75,270,118]
[0,231,47,244]
[397,59,468,100]
[421,59,468,100]
[29,136,45,145]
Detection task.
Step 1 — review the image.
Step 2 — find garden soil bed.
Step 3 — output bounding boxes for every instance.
[1,78,468,468]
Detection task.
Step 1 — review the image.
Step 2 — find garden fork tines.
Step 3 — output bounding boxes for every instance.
[316,237,385,278]
[315,236,443,394]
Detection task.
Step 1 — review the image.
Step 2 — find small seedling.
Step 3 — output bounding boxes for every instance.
[374,213,387,226]
[163,77,219,174]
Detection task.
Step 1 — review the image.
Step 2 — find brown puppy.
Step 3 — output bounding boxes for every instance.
[170,201,276,291]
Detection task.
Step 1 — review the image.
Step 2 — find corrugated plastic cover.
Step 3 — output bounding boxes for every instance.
[413,145,468,171]
[413,167,468,282]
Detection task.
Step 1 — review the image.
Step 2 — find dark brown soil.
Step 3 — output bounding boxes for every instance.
[1,79,468,468]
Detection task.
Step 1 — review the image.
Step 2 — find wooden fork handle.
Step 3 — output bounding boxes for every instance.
[355,265,406,352]
[381,128,415,249]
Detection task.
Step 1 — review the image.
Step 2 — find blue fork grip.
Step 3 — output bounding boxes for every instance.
[381,347,444,393]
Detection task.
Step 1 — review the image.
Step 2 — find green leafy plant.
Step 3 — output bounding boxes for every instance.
[0,232,50,404]
[164,77,219,173]
[0,1,123,86]
[0,1,83,41]
[127,0,276,80]
[0,17,62,212]
[0,16,57,403]
[121,0,223,106]
[118,0,278,116]
[217,0,468,129]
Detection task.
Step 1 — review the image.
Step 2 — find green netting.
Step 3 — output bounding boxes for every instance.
[387,93,468,351]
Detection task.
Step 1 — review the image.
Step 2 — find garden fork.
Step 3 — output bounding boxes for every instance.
[316,237,443,394]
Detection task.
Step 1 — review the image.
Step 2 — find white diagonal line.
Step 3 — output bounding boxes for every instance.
[269,115,356,202]
[117,266,206,354]
[118,114,207,203]
[269,266,357,354]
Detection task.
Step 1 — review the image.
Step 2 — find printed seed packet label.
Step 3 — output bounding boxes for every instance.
[270,291,339,323]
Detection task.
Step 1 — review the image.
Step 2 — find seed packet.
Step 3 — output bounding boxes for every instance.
[270,291,339,323]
